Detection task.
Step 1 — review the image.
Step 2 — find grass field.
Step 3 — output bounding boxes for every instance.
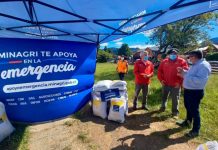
[95,63,218,141]
[1,62,218,150]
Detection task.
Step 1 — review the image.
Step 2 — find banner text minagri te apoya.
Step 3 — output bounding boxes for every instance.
[0,38,96,123]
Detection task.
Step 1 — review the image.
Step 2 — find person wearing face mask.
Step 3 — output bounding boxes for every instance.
[177,50,211,137]
[133,51,154,110]
[116,55,128,80]
[157,48,188,118]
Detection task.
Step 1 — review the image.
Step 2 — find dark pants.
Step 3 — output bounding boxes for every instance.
[184,89,204,133]
[161,86,181,115]
[133,84,148,107]
[118,73,125,80]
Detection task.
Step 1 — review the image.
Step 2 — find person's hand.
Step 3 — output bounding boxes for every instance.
[161,80,165,86]
[177,67,183,73]
[177,67,184,77]
[174,83,180,88]
[144,74,151,78]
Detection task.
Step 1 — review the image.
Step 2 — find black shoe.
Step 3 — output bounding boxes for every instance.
[141,106,149,111]
[159,107,165,112]
[176,120,191,128]
[185,130,199,138]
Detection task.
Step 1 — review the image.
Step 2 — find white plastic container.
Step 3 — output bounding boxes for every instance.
[108,97,126,123]
[92,94,107,119]
[196,141,218,150]
[110,80,127,91]
[0,102,15,142]
[93,80,112,92]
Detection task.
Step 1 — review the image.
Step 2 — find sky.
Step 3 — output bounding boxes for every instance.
[100,20,218,49]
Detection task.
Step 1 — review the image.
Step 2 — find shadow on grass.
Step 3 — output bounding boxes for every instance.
[74,105,191,150]
[74,104,172,133]
[0,124,28,150]
[111,127,190,150]
[84,69,169,132]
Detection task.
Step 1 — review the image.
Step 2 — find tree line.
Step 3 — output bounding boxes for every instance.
[97,12,218,63]
[97,44,131,63]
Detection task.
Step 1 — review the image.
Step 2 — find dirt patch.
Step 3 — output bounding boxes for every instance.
[28,108,199,150]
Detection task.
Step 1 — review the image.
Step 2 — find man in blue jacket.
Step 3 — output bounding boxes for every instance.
[177,50,211,137]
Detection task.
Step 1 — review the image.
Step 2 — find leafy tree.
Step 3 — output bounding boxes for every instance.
[151,13,215,53]
[206,52,218,60]
[97,49,113,63]
[103,46,112,53]
[103,46,107,51]
[118,44,131,56]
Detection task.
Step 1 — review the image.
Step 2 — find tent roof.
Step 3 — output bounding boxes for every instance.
[0,0,218,44]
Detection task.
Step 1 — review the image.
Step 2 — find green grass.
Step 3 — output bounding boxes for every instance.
[0,63,217,149]
[198,74,218,140]
[95,63,218,141]
[95,63,162,108]
[0,124,29,150]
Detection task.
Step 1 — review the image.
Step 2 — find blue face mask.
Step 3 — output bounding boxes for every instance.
[144,56,149,61]
[169,54,177,60]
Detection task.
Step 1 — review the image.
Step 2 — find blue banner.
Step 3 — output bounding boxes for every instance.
[0,38,97,123]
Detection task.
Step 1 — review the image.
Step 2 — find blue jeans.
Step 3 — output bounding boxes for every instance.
[118,73,125,80]
[184,89,204,133]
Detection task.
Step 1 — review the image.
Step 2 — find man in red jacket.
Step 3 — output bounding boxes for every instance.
[133,51,154,110]
[158,49,188,117]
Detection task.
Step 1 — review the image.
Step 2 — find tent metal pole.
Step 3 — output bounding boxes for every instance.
[94,21,127,34]
[22,0,34,22]
[169,0,185,9]
[0,0,25,2]
[171,0,210,9]
[131,0,210,35]
[35,0,87,20]
[99,0,211,43]
[0,13,31,23]
[0,0,214,42]
[37,20,88,24]
[96,34,100,45]
[31,1,43,37]
[99,10,163,43]
[28,0,34,22]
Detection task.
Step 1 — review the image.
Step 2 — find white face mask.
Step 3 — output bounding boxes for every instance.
[187,59,192,64]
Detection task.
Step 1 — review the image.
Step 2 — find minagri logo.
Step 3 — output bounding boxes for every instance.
[209,0,218,8]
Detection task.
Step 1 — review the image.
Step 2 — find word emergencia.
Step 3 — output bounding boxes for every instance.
[1,62,76,80]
